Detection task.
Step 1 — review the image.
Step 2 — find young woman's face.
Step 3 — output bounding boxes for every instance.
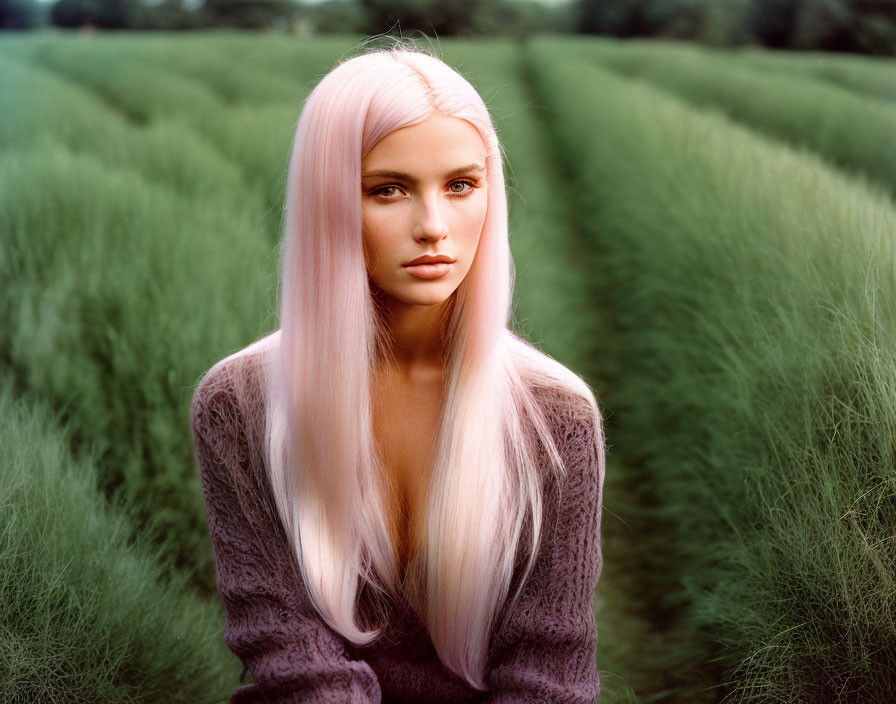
[361,113,489,307]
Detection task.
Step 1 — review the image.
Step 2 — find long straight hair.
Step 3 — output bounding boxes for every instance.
[216,45,603,691]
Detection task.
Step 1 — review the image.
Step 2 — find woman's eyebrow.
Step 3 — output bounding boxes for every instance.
[361,163,485,182]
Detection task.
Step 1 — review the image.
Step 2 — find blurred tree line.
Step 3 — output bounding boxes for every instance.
[575,0,896,55]
[0,0,566,36]
[1,0,894,54]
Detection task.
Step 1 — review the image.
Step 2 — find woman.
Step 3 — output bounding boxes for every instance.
[190,42,606,704]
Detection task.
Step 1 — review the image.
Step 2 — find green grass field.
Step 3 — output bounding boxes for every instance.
[2,31,894,703]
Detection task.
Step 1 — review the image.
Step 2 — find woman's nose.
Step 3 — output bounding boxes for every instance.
[414,191,449,241]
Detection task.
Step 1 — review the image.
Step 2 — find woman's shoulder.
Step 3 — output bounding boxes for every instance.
[504,330,605,494]
[529,376,599,430]
[507,331,601,433]
[534,381,603,491]
[190,332,278,449]
[189,334,290,569]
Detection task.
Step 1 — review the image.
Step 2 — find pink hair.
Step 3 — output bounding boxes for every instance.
[213,44,602,691]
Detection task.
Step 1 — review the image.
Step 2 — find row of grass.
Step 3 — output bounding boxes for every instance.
[527,36,896,703]
[0,35,354,698]
[724,45,896,104]
[570,37,896,201]
[0,36,353,598]
[0,36,337,243]
[0,138,273,596]
[0,375,239,703]
[0,53,249,206]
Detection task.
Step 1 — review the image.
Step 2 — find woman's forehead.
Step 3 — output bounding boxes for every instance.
[361,115,487,175]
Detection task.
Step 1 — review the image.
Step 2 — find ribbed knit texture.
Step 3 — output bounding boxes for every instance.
[190,349,604,704]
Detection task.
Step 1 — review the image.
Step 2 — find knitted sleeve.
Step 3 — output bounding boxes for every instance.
[190,362,382,704]
[483,402,605,704]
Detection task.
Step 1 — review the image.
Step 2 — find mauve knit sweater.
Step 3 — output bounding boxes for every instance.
[190,349,605,704]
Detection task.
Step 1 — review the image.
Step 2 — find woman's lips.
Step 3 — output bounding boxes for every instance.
[404,262,452,279]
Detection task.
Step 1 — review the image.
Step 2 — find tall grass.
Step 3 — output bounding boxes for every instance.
[0,36,360,696]
[0,37,351,243]
[0,36,356,595]
[22,33,307,106]
[574,38,896,201]
[0,375,238,703]
[724,46,896,104]
[202,32,366,88]
[0,35,223,124]
[0,55,248,206]
[529,36,896,703]
[0,142,273,594]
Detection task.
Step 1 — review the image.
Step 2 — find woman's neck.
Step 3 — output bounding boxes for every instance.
[380,300,449,381]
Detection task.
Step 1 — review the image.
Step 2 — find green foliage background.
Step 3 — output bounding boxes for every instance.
[1,31,895,703]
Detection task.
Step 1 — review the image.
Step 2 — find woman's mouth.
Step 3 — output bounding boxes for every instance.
[404,262,452,279]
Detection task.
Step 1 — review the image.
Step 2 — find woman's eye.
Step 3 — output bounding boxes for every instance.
[370,181,475,199]
[449,180,474,195]
[374,185,401,198]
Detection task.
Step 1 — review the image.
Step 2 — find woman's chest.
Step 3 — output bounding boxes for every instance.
[371,371,443,570]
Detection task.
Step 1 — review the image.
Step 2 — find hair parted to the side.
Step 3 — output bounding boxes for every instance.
[209,39,603,691]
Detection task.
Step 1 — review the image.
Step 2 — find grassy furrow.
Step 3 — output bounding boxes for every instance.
[0,37,355,599]
[0,54,249,205]
[0,376,239,703]
[528,36,896,703]
[724,45,896,104]
[0,34,223,124]
[573,38,896,201]
[0,38,352,242]
[0,142,273,596]
[204,32,366,89]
